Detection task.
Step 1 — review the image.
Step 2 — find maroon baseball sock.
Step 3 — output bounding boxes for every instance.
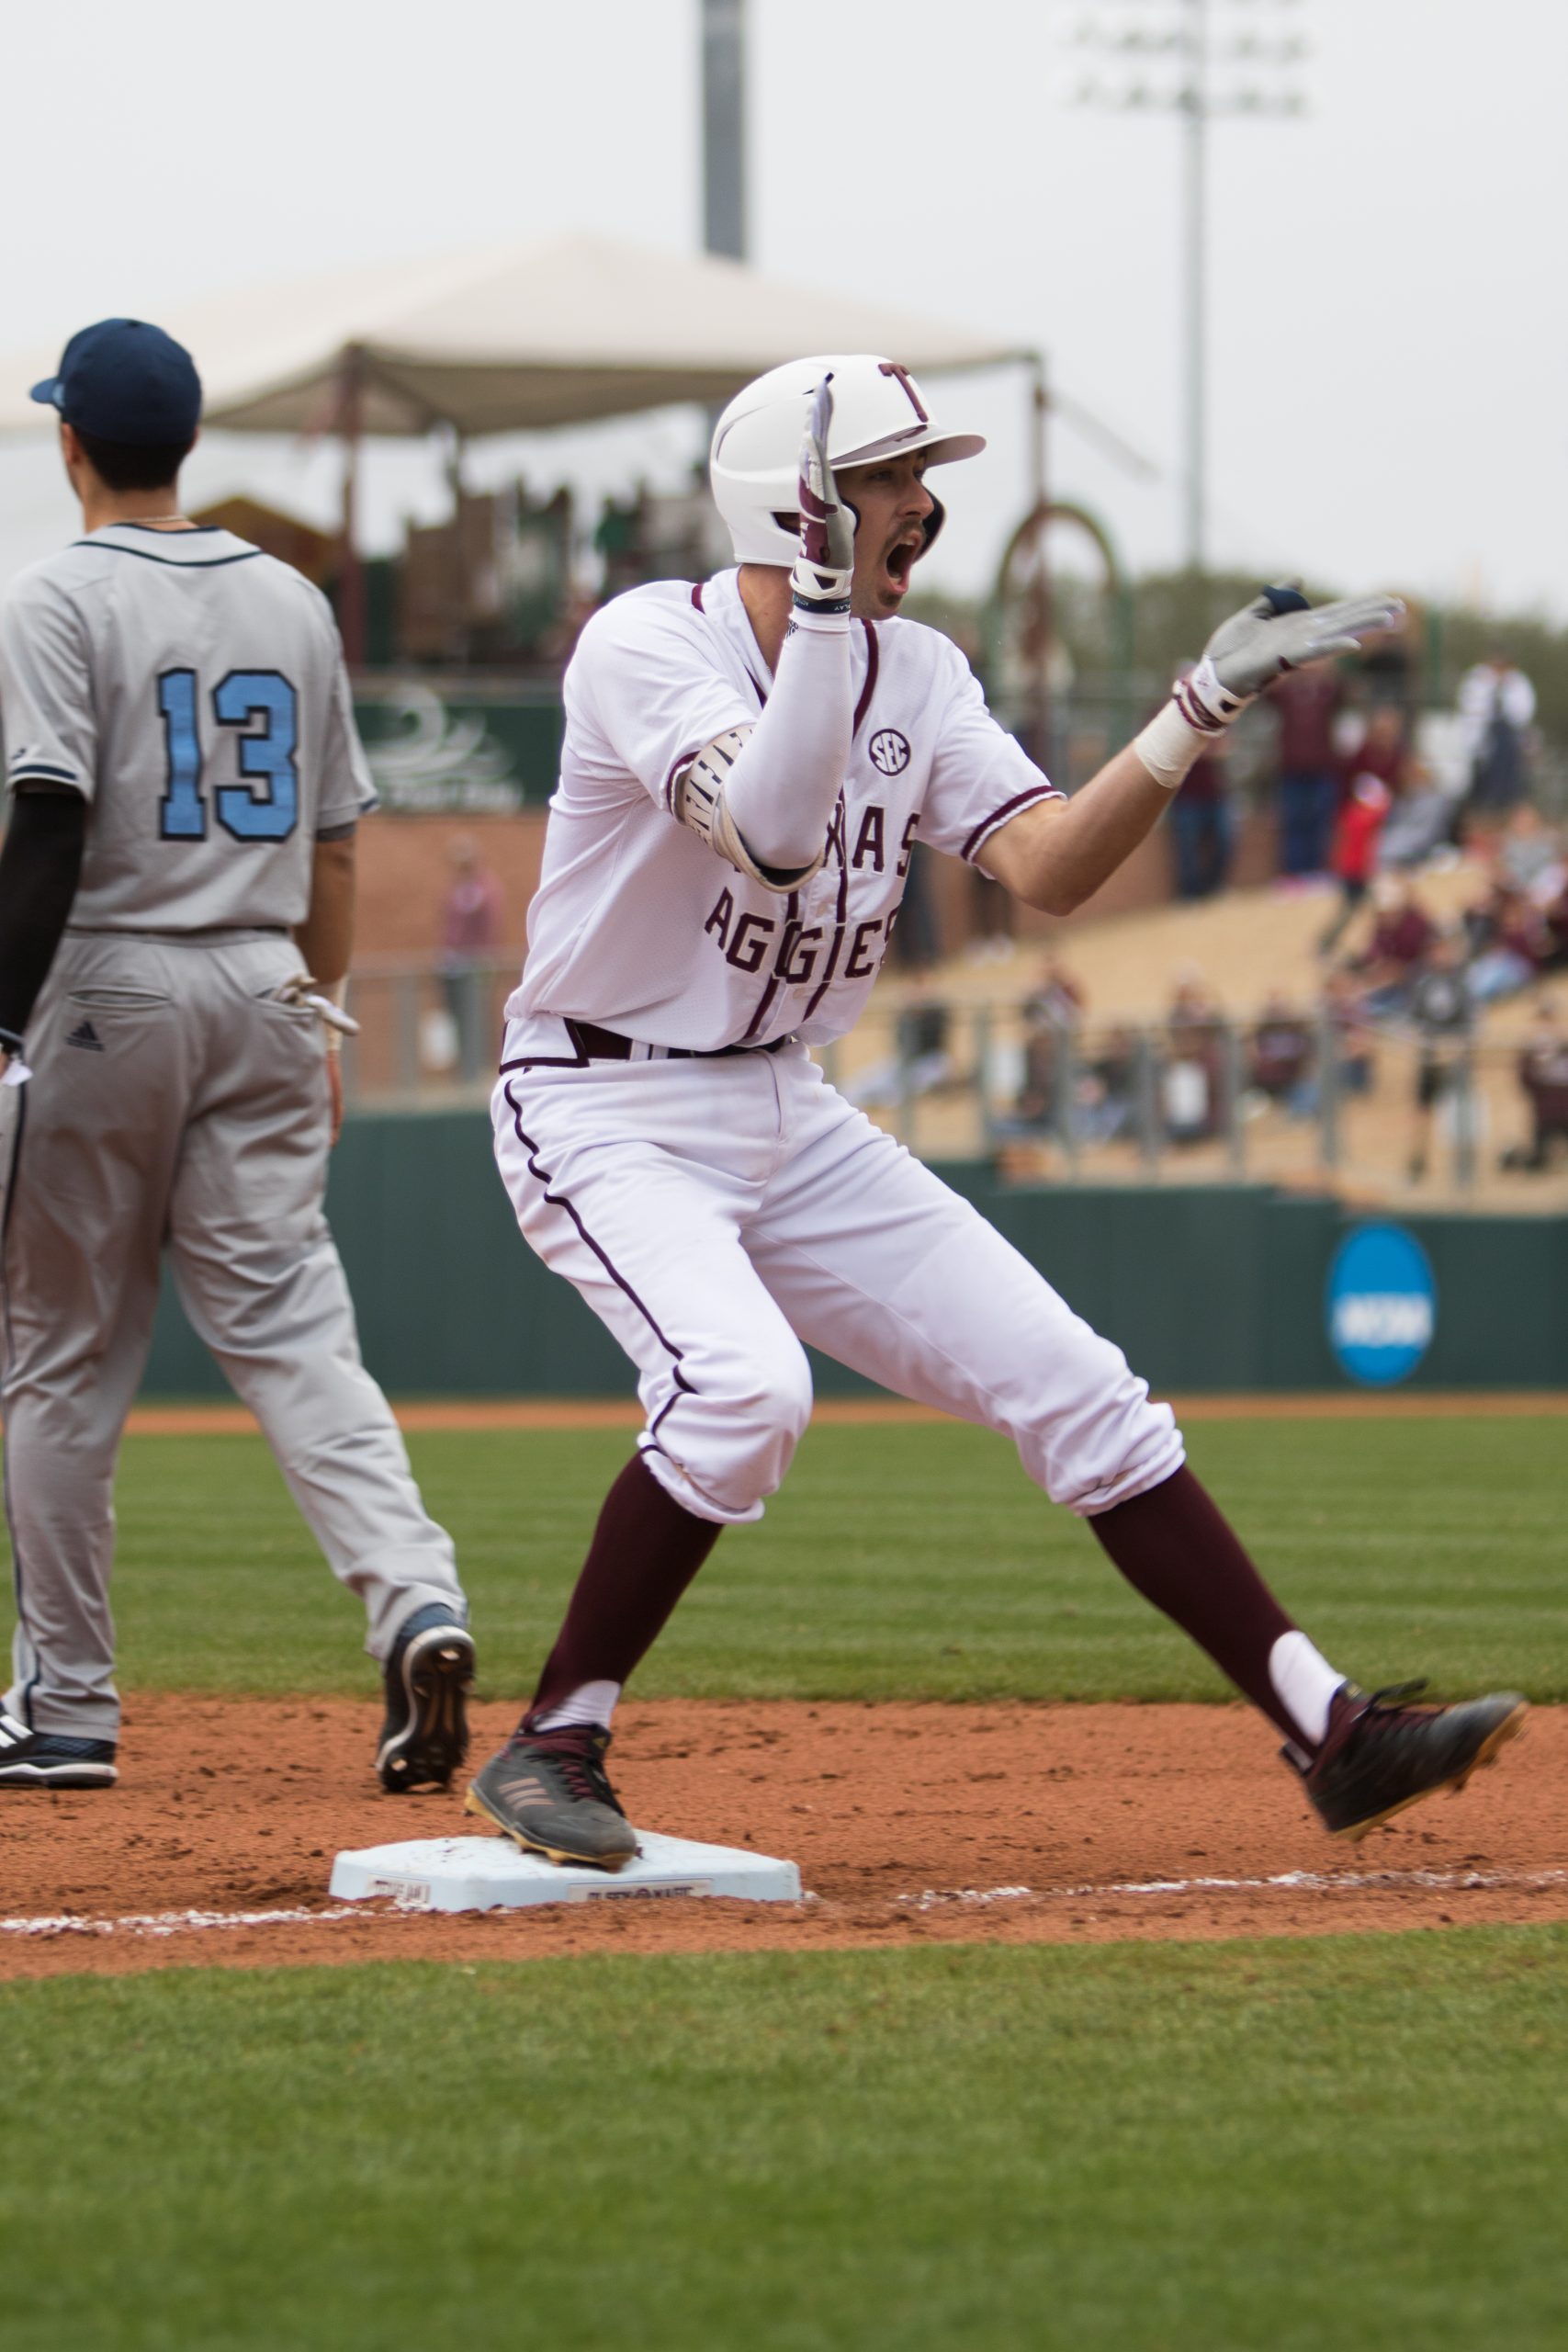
[523,1454,722,1729]
[1089,1464,1308,1745]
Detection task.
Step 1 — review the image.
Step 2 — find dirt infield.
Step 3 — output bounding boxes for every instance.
[118,1393,1568,1437]
[1,1697,1559,1982]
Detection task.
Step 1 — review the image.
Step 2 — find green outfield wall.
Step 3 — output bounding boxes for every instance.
[141,1109,1568,1399]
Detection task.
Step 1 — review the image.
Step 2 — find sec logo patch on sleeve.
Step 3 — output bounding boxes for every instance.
[868,729,911,775]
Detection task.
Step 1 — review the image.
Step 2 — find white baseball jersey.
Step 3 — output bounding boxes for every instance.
[510,568,1061,1051]
[0,523,375,932]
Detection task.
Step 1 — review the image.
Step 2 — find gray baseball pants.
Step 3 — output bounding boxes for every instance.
[1,928,465,1739]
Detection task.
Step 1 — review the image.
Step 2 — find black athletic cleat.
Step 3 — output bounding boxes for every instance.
[376,1606,475,1792]
[465,1724,637,1870]
[1294,1680,1528,1840]
[0,1711,118,1788]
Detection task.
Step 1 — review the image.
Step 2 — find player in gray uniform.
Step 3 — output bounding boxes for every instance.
[0,318,473,1792]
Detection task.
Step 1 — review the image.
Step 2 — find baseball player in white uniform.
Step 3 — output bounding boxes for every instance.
[0,319,473,1793]
[465,354,1525,1866]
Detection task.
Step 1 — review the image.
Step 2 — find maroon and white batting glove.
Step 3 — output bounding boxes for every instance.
[790,375,855,615]
[1136,584,1404,789]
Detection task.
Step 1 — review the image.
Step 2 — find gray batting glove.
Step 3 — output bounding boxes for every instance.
[790,375,856,614]
[1175,585,1406,732]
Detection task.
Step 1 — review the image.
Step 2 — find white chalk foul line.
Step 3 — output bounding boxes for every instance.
[900,1865,1568,1914]
[0,1905,367,1941]
[4,1863,1566,1941]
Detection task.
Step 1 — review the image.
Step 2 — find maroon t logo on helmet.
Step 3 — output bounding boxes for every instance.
[878,362,929,424]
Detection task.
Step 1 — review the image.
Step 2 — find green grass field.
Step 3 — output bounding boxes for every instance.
[98,1415,1568,1702]
[3,1412,1565,2348]
[4,1934,1566,2351]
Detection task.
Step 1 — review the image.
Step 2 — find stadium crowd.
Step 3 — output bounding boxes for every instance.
[992,642,1568,1185]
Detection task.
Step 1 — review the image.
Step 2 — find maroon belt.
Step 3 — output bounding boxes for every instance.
[565,1019,792,1062]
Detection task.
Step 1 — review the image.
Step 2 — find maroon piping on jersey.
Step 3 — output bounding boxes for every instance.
[959,783,1064,866]
[739,879,799,1045]
[498,1019,592,1074]
[502,1080,695,1410]
[852,620,879,735]
[802,797,852,1023]
[663,742,709,815]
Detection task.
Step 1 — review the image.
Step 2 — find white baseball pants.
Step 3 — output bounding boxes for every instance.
[493,1025,1184,1526]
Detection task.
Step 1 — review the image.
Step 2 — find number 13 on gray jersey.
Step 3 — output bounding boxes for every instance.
[0,522,376,933]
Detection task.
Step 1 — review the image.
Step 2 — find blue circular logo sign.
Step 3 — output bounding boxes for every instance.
[1325,1224,1436,1387]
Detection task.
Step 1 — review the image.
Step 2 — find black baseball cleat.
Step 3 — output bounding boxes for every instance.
[376,1606,476,1792]
[465,1724,637,1871]
[1293,1680,1528,1840]
[0,1711,118,1788]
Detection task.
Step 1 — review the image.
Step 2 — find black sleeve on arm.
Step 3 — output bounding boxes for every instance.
[0,786,88,1042]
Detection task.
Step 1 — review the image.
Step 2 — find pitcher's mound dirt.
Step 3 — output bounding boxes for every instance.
[1,1698,1562,1981]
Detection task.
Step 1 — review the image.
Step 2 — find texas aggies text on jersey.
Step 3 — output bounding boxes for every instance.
[508,568,1060,1055]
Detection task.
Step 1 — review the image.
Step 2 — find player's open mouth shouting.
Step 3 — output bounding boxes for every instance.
[885,521,926,592]
[835,451,934,615]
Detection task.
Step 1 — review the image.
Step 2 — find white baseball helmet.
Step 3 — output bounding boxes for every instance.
[710,353,986,567]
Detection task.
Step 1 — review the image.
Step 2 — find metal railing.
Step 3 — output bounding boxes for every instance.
[340,956,521,1103]
[337,956,1568,1207]
[818,1000,1565,1205]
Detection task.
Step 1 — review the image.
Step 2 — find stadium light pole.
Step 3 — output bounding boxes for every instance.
[701,0,748,261]
[1071,0,1306,574]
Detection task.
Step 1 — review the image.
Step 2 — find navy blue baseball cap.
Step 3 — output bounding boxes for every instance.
[30,318,201,446]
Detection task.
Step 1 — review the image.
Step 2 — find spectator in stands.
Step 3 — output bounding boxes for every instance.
[847,994,955,1112]
[1406,933,1473,1184]
[594,492,643,597]
[1502,1001,1568,1171]
[1316,729,1401,959]
[1011,956,1086,1136]
[1078,1024,1139,1147]
[1540,876,1568,974]
[1351,875,1438,1015]
[1465,880,1547,1005]
[1168,724,1234,901]
[1318,970,1376,1099]
[1023,952,1085,1030]
[1268,666,1341,880]
[1376,754,1453,871]
[1163,972,1225,1143]
[1285,973,1376,1122]
[1495,804,1565,903]
[1459,650,1536,824]
[1346,704,1408,797]
[894,998,954,1094]
[1248,992,1314,1114]
[438,833,505,1080]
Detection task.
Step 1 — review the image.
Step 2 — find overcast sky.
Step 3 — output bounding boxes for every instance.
[1,0,1562,621]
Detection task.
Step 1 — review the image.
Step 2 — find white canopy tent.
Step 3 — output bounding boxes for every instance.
[0,235,1026,439]
[0,234,1043,665]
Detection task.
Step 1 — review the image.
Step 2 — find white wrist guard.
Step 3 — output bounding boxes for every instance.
[674,728,826,895]
[1134,656,1249,792]
[1132,702,1207,792]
